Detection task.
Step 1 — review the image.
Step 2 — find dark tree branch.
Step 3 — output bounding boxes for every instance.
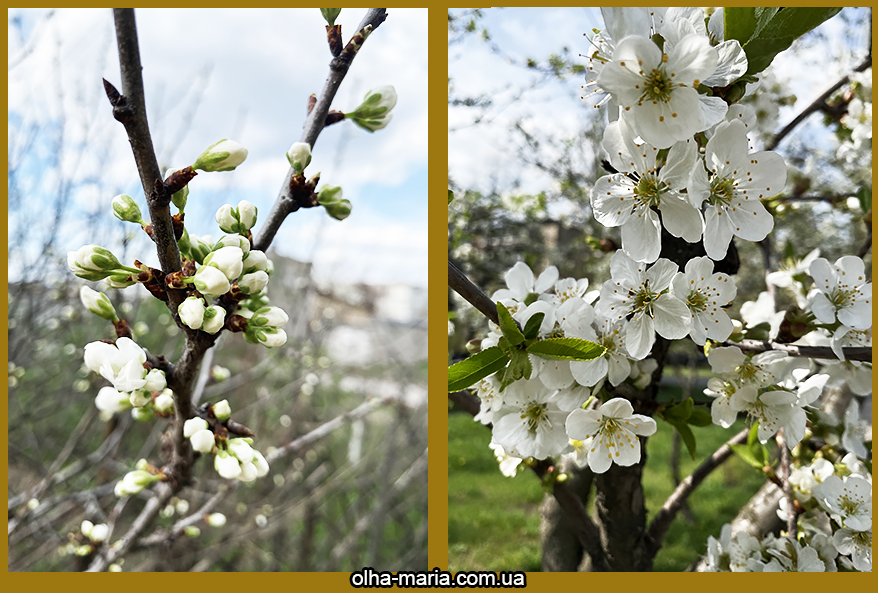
[253,8,388,252]
[857,231,871,258]
[646,427,749,557]
[723,339,872,362]
[766,55,871,151]
[448,260,499,325]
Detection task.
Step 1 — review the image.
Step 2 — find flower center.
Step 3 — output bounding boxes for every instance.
[639,67,674,104]
[522,402,550,434]
[852,530,871,548]
[633,173,667,207]
[546,323,566,339]
[687,289,709,312]
[708,176,737,207]
[828,287,856,309]
[839,495,861,516]
[631,283,658,316]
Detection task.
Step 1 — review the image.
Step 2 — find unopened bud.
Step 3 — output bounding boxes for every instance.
[111,194,145,225]
[179,296,206,330]
[211,366,231,382]
[213,234,251,255]
[164,168,189,211]
[202,306,226,335]
[206,513,227,528]
[286,142,312,174]
[183,525,201,538]
[320,8,341,26]
[154,389,175,414]
[190,265,231,297]
[346,86,397,132]
[213,399,232,421]
[193,139,248,172]
[239,270,269,295]
[79,286,119,322]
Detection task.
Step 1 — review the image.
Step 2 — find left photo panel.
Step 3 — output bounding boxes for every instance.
[8,8,428,572]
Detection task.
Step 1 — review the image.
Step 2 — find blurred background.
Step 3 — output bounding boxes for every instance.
[8,8,428,571]
[448,7,871,571]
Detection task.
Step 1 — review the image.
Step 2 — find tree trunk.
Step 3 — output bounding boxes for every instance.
[540,463,594,571]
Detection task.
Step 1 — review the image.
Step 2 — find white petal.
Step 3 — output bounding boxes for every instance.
[698,95,729,130]
[645,258,679,291]
[621,207,662,263]
[570,356,608,387]
[607,353,631,386]
[659,195,703,242]
[599,397,634,419]
[703,206,735,260]
[652,294,691,339]
[566,408,602,439]
[506,262,535,297]
[625,313,655,359]
[592,175,636,227]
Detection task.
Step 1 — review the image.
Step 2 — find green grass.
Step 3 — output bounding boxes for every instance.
[448,405,767,572]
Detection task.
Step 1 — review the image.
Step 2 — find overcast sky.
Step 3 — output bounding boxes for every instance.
[8,8,428,287]
[449,7,869,196]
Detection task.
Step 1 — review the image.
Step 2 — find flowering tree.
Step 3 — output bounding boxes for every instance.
[9,7,429,572]
[449,7,871,571]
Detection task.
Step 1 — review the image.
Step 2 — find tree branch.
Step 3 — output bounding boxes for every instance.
[723,339,871,362]
[646,427,749,557]
[766,55,871,151]
[448,261,499,325]
[253,8,388,252]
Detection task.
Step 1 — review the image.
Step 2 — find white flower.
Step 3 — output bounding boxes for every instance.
[227,438,255,464]
[191,265,231,297]
[213,399,232,421]
[492,262,559,305]
[206,513,227,528]
[347,85,397,132]
[88,523,109,543]
[789,458,834,501]
[286,142,312,173]
[153,389,174,414]
[83,337,147,393]
[565,397,656,474]
[707,346,790,389]
[763,539,825,572]
[808,256,872,330]
[591,119,702,263]
[94,386,132,414]
[739,292,785,339]
[596,251,690,359]
[766,248,820,306]
[842,400,870,459]
[539,277,597,307]
[203,246,244,282]
[489,441,523,477]
[729,387,797,444]
[473,375,504,426]
[568,312,632,387]
[201,306,226,335]
[688,120,783,260]
[597,32,719,148]
[80,286,119,321]
[815,475,872,531]
[832,528,872,572]
[491,378,569,460]
[214,451,242,480]
[189,429,215,454]
[183,417,209,438]
[179,296,206,330]
[239,271,269,295]
[143,368,166,392]
[193,139,248,172]
[670,256,736,344]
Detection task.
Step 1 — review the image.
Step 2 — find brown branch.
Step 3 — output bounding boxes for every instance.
[724,339,871,362]
[767,55,871,151]
[645,427,749,557]
[138,485,228,547]
[448,389,609,571]
[857,231,872,258]
[253,8,388,252]
[448,260,500,325]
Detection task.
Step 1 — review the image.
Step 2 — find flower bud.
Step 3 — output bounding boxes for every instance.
[105,273,138,289]
[228,438,255,464]
[179,296,206,330]
[95,387,131,414]
[258,327,287,348]
[206,513,227,528]
[239,270,269,295]
[164,168,189,211]
[213,399,232,421]
[214,234,250,255]
[242,250,269,274]
[27,498,40,511]
[193,139,248,172]
[131,407,154,421]
[111,194,145,225]
[190,428,215,454]
[346,86,397,132]
[129,390,151,408]
[203,246,244,281]
[286,142,312,174]
[154,389,175,414]
[252,306,289,328]
[114,469,159,497]
[189,234,213,264]
[183,526,201,538]
[81,520,95,538]
[108,564,123,572]
[215,204,238,234]
[238,461,259,482]
[320,8,341,26]
[237,200,258,230]
[215,451,243,479]
[201,306,226,334]
[252,450,270,477]
[67,245,124,280]
[79,286,119,321]
[211,366,231,382]
[75,545,93,557]
[144,369,166,392]
[322,198,352,221]
[184,417,209,438]
[191,265,231,297]
[89,523,109,543]
[317,185,343,205]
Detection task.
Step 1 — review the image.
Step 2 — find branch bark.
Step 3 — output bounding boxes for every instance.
[253,8,388,252]
[448,260,500,325]
[723,339,871,362]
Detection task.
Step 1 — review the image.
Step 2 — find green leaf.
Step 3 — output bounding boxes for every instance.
[663,397,694,422]
[724,7,757,45]
[448,189,454,205]
[499,349,533,390]
[447,346,509,392]
[526,337,606,361]
[747,422,760,447]
[736,8,843,76]
[686,406,712,427]
[522,312,545,341]
[730,443,765,469]
[857,186,872,213]
[496,302,525,346]
[663,416,697,460]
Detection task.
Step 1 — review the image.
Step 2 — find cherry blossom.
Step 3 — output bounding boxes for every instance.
[565,397,656,474]
[670,256,736,344]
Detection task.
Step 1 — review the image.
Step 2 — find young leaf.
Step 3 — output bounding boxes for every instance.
[499,349,533,390]
[526,337,605,361]
[686,406,712,427]
[663,397,694,422]
[747,422,760,447]
[662,416,697,459]
[522,312,545,341]
[448,189,454,205]
[739,8,843,76]
[730,443,765,470]
[724,7,757,45]
[447,346,509,392]
[496,302,525,345]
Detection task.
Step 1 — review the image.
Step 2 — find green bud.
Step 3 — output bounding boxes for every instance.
[193,139,248,172]
[111,194,145,225]
[79,286,119,322]
[323,198,352,221]
[346,86,397,133]
[320,8,342,26]
[317,185,343,205]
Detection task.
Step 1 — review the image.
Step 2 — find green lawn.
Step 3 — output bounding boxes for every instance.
[448,405,768,572]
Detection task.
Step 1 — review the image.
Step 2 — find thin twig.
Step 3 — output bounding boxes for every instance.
[448,261,499,325]
[724,339,871,362]
[767,55,871,151]
[857,231,871,258]
[254,8,388,252]
[646,427,749,557]
[138,485,228,547]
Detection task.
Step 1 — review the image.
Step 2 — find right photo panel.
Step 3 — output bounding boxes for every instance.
[448,7,872,572]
